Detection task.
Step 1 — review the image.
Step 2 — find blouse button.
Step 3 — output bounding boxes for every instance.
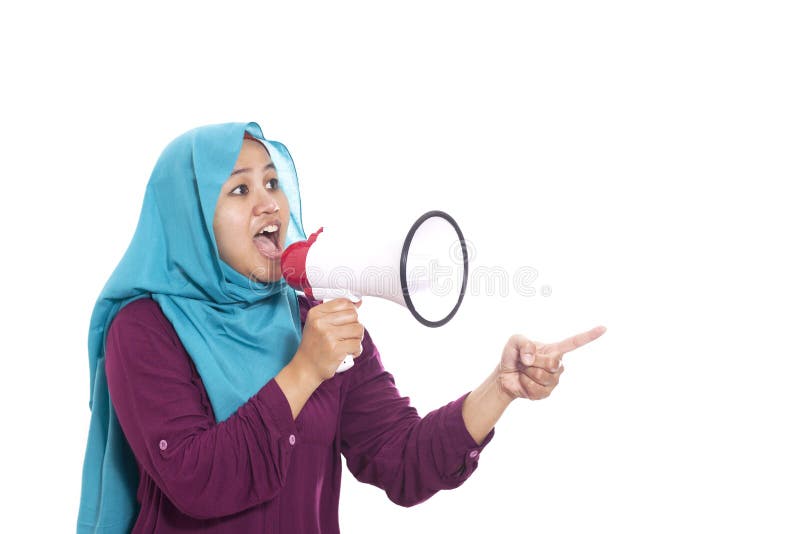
[469,450,479,459]
[289,434,296,445]
[159,440,168,451]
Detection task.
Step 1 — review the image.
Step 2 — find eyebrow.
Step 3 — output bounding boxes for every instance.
[230,163,276,177]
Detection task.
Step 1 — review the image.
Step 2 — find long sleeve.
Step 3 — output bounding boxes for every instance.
[339,330,495,507]
[104,298,299,520]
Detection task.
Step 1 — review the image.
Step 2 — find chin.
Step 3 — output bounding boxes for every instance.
[251,264,283,284]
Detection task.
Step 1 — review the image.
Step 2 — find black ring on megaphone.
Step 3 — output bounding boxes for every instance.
[400,210,469,328]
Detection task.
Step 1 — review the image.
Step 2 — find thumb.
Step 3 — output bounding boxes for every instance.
[520,343,537,366]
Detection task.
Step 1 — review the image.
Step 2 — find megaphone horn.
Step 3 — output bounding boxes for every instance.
[281,209,469,328]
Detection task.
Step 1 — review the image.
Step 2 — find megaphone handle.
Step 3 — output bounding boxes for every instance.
[336,354,355,373]
[318,291,361,373]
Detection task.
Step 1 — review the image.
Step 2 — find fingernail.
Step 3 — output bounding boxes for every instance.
[522,353,534,365]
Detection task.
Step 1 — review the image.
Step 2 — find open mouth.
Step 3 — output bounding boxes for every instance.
[253,225,282,259]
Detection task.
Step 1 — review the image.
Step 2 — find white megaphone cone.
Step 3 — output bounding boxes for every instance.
[281,210,469,373]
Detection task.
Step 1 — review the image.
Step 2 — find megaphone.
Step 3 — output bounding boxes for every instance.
[281,210,469,373]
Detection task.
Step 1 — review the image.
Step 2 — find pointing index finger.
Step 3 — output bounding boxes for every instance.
[549,325,607,356]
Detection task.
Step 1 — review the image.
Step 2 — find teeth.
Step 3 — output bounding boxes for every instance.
[259,224,279,234]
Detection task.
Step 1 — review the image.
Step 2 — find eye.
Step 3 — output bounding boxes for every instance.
[230,178,279,196]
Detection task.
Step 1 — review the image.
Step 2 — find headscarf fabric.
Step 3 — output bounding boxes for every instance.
[77,122,308,532]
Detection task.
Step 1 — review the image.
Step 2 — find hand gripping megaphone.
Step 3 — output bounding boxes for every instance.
[281,210,469,373]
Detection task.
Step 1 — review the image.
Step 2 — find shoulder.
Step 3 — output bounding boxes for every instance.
[105,297,200,391]
[112,296,165,325]
[109,297,172,331]
[107,296,181,352]
[104,297,214,422]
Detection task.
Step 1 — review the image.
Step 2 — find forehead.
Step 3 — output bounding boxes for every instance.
[235,138,272,164]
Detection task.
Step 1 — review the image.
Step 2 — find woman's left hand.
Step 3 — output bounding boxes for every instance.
[497,326,607,401]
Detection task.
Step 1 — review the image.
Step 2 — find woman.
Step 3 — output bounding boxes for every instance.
[77,122,606,533]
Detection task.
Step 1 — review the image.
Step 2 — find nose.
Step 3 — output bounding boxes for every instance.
[252,187,281,215]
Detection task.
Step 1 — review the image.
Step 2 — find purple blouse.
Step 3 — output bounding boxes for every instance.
[105,295,494,533]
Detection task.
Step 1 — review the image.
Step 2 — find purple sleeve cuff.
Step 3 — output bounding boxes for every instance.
[439,392,496,481]
[253,378,299,442]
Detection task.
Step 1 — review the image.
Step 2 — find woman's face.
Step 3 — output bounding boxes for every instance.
[213,138,290,283]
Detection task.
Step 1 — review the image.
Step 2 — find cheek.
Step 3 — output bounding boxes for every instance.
[214,210,248,251]
[279,196,291,226]
[217,204,247,228]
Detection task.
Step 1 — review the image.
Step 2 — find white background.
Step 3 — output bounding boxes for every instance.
[1,1,798,532]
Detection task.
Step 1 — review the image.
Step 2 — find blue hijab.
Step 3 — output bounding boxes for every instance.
[77,122,308,532]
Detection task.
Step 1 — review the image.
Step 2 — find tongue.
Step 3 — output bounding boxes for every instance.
[254,235,280,255]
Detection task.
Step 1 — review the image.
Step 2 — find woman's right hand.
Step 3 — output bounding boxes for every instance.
[294,297,365,384]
